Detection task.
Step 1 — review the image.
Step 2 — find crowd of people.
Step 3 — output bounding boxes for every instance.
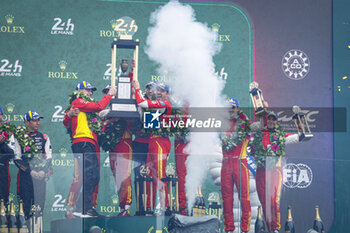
[0,76,307,233]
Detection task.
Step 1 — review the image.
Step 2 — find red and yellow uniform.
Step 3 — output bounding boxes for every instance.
[255,130,298,232]
[109,126,133,210]
[221,117,251,233]
[174,137,189,215]
[135,88,172,209]
[63,93,112,214]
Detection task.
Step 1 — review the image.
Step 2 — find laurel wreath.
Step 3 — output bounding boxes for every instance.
[249,123,286,167]
[99,120,126,152]
[65,91,104,139]
[220,110,251,152]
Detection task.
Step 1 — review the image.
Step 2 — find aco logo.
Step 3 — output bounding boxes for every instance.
[48,60,79,80]
[211,23,230,42]
[283,163,313,188]
[282,49,310,80]
[51,18,74,35]
[0,58,22,77]
[1,103,24,122]
[100,16,138,38]
[1,14,25,34]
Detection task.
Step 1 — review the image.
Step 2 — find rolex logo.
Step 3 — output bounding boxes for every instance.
[111,194,119,205]
[110,19,118,29]
[6,103,15,113]
[5,14,14,24]
[59,60,67,71]
[59,148,68,158]
[211,23,220,33]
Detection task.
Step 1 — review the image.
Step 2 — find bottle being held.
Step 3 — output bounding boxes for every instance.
[8,201,17,233]
[17,200,28,233]
[313,205,325,233]
[0,199,8,233]
[285,205,295,233]
[254,206,266,233]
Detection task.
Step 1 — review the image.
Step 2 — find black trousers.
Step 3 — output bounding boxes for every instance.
[0,161,10,204]
[17,171,46,218]
[72,141,99,213]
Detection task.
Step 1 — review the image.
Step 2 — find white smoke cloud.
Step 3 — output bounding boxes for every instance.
[145,0,226,212]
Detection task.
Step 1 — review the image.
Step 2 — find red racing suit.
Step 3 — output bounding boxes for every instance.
[109,127,133,209]
[174,137,189,214]
[255,129,298,232]
[221,117,251,232]
[63,93,112,212]
[135,88,172,209]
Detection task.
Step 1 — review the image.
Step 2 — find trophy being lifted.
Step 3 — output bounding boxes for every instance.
[249,81,267,116]
[292,105,314,141]
[107,16,141,119]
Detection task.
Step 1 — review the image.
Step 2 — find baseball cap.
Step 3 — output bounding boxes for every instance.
[157,82,170,93]
[0,105,3,115]
[24,110,44,121]
[227,97,239,108]
[145,81,158,89]
[102,84,112,94]
[267,111,278,120]
[75,81,97,91]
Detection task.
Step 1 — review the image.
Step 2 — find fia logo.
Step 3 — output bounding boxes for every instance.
[51,105,65,122]
[1,14,25,34]
[48,60,78,79]
[0,59,22,77]
[282,49,310,80]
[51,18,74,35]
[143,111,161,129]
[211,23,230,42]
[283,163,313,188]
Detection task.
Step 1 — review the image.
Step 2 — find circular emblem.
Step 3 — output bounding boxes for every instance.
[283,163,313,188]
[282,49,310,80]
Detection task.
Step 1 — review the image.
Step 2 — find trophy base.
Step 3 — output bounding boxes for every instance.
[107,99,141,118]
[299,133,314,142]
[255,108,267,116]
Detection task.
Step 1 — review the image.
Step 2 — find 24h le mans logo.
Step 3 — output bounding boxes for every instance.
[282,49,310,80]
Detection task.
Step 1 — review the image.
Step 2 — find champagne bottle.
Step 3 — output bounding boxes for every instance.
[17,201,28,233]
[8,201,17,233]
[0,199,8,233]
[285,205,295,233]
[254,206,266,233]
[198,187,206,216]
[313,205,325,233]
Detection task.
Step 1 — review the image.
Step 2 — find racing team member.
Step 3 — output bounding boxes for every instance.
[100,85,133,217]
[0,105,19,205]
[132,80,172,213]
[253,110,302,233]
[221,98,252,233]
[132,81,156,214]
[14,111,52,218]
[63,81,117,217]
[174,103,190,216]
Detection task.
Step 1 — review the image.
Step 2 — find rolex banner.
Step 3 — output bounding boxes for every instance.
[0,0,334,232]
